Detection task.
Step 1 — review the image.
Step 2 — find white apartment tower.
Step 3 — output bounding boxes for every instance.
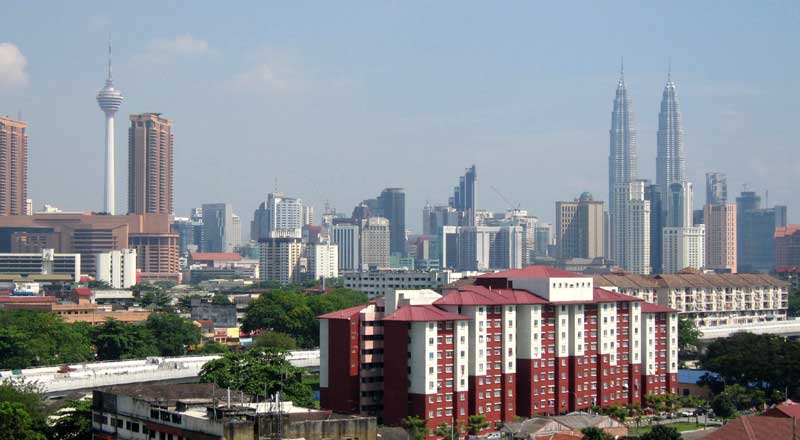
[96,249,137,289]
[614,180,651,274]
[662,226,705,274]
[309,243,339,280]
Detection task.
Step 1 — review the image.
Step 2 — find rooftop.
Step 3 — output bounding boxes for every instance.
[383,305,469,322]
[435,285,548,306]
[189,252,242,262]
[478,266,588,280]
[701,415,800,440]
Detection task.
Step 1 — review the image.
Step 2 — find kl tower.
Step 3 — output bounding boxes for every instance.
[96,40,123,214]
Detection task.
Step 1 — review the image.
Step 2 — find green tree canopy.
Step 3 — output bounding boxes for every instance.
[199,349,313,407]
[144,313,201,356]
[47,399,92,440]
[789,288,800,317]
[211,294,231,305]
[0,311,93,369]
[402,416,426,440]
[435,422,460,440]
[710,393,737,420]
[467,414,489,435]
[678,317,702,352]
[581,427,611,440]
[0,381,46,435]
[91,319,158,361]
[0,401,46,440]
[191,341,230,354]
[640,425,681,440]
[254,332,298,350]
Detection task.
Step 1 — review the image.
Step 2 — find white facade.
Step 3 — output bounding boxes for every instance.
[662,226,705,274]
[331,222,360,271]
[0,249,81,281]
[230,214,241,247]
[96,249,137,289]
[360,217,390,269]
[309,243,338,280]
[614,180,651,274]
[269,193,304,238]
[343,269,480,298]
[259,238,303,285]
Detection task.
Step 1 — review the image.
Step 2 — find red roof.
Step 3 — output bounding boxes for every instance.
[435,285,548,306]
[189,252,242,262]
[775,225,800,238]
[383,305,469,322]
[702,416,800,440]
[0,296,57,303]
[765,400,800,419]
[478,266,587,280]
[776,265,800,274]
[318,304,366,320]
[74,287,92,297]
[640,302,678,313]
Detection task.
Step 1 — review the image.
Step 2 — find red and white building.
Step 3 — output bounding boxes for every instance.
[319,266,678,435]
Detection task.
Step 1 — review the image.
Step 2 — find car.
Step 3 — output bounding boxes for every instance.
[486,433,502,440]
[680,411,694,417]
[694,408,707,416]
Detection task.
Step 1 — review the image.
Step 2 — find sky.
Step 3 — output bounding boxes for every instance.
[1,1,798,236]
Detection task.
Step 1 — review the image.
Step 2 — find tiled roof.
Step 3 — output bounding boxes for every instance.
[656,273,789,288]
[641,302,678,313]
[702,416,800,440]
[383,305,469,322]
[0,296,57,303]
[478,266,587,279]
[435,285,548,306]
[317,304,366,320]
[593,274,660,289]
[765,400,800,419]
[775,225,800,238]
[74,287,92,297]
[189,252,242,262]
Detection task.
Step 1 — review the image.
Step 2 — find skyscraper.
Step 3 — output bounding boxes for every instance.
[377,188,406,256]
[704,203,737,273]
[608,64,638,262]
[201,203,235,253]
[656,69,685,197]
[360,217,390,269]
[96,41,123,215]
[128,113,173,215]
[450,165,477,226]
[644,184,663,274]
[705,172,727,205]
[555,193,605,260]
[664,182,693,228]
[736,190,788,272]
[0,116,28,216]
[331,219,360,271]
[662,225,705,274]
[614,180,651,274]
[251,193,304,241]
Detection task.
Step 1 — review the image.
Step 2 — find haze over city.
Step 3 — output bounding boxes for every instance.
[0,1,798,233]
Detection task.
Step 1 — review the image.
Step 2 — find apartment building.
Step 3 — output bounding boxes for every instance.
[594,272,789,329]
[342,269,476,298]
[320,266,677,435]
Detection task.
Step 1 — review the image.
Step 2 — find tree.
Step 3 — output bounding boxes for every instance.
[211,294,231,305]
[254,332,298,350]
[467,414,489,435]
[402,416,426,440]
[145,313,201,356]
[192,341,229,354]
[0,381,47,434]
[140,289,172,311]
[199,349,313,407]
[581,427,611,440]
[789,288,800,317]
[47,399,92,440]
[640,425,681,440]
[678,317,702,353]
[92,319,158,361]
[711,393,736,421]
[0,401,46,440]
[87,280,110,289]
[0,311,93,369]
[435,422,460,440]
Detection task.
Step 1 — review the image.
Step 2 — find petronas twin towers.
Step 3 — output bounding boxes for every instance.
[609,63,686,273]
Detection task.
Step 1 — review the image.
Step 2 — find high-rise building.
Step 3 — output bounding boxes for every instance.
[171,216,203,256]
[128,232,180,282]
[704,203,737,273]
[614,180,651,274]
[776,225,800,268]
[378,188,406,256]
[534,224,553,258]
[127,113,173,215]
[662,226,704,274]
[302,205,314,226]
[644,184,663,274]
[251,193,304,241]
[656,71,685,197]
[441,225,523,271]
[608,65,638,262]
[331,220,360,272]
[737,191,788,272]
[555,193,605,260]
[259,237,303,285]
[96,41,123,215]
[449,165,477,226]
[664,181,693,228]
[96,249,137,289]
[0,117,28,216]
[360,217,390,269]
[230,214,241,248]
[308,243,338,280]
[705,172,727,205]
[201,203,235,253]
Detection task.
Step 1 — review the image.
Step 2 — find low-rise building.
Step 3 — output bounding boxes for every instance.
[0,249,80,281]
[343,269,480,298]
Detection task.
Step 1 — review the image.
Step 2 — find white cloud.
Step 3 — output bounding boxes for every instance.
[227,62,307,94]
[0,43,28,90]
[130,34,210,65]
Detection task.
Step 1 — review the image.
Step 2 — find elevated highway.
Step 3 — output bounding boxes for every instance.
[698,319,800,340]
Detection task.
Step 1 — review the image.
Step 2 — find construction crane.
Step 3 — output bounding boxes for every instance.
[490,185,520,211]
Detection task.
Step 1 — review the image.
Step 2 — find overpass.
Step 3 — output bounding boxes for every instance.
[0,350,320,395]
[698,319,800,340]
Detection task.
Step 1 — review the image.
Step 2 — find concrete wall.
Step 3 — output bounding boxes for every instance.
[257,414,377,440]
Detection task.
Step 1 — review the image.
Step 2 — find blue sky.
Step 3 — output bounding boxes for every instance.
[1,1,798,233]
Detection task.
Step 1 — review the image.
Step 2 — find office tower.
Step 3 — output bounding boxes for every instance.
[331,220,360,271]
[656,70,685,197]
[259,238,303,285]
[502,209,538,266]
[308,243,338,280]
[705,172,727,205]
[96,249,137,289]
[664,181,693,228]
[555,193,605,260]
[614,180,651,274]
[0,116,28,215]
[201,203,235,253]
[737,191,788,272]
[776,226,800,268]
[302,205,314,226]
[423,204,459,236]
[128,113,173,214]
[692,209,705,226]
[360,217,390,269]
[128,232,180,280]
[534,224,552,257]
[449,165,477,226]
[662,226,704,274]
[96,41,123,215]
[171,217,199,256]
[230,214,241,248]
[644,184,663,274]
[441,225,523,271]
[251,193,304,241]
[377,188,406,256]
[608,64,638,262]
[704,203,737,273]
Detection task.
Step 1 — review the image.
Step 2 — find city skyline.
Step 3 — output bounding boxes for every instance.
[0,2,797,233]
